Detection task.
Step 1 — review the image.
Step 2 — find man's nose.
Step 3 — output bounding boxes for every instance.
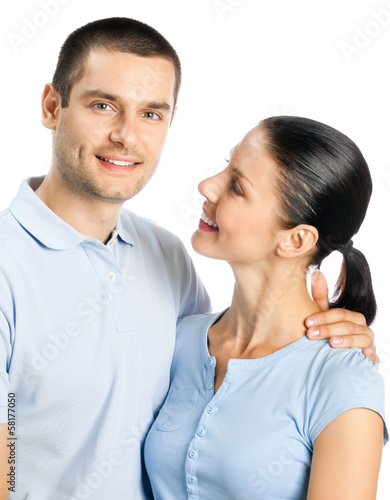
[110,113,139,149]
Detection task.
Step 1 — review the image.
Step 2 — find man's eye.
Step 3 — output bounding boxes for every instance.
[94,103,113,111]
[230,178,243,196]
[142,111,161,120]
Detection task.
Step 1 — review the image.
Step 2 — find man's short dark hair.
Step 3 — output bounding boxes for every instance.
[52,17,181,107]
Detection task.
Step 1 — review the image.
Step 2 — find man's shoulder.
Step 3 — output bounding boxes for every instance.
[0,208,20,247]
[0,207,12,222]
[122,209,185,249]
[177,311,218,330]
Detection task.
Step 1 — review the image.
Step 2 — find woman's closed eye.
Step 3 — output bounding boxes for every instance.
[230,178,243,196]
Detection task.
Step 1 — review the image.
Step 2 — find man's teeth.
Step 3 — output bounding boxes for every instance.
[97,156,137,166]
[201,212,219,229]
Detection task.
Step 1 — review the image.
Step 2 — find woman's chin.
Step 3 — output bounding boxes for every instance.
[191,230,219,259]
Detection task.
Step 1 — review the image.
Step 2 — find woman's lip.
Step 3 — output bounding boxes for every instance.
[203,207,217,225]
[198,218,219,232]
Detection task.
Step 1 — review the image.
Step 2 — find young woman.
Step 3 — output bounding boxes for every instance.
[145,116,388,499]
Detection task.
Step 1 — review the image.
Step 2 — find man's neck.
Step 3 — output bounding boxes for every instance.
[33,175,123,244]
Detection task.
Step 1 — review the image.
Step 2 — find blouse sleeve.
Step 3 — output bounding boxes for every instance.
[306,347,388,446]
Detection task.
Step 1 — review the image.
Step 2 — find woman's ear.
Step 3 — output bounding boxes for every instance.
[42,83,61,131]
[276,225,318,258]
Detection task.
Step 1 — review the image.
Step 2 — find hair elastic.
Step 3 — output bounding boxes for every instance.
[339,239,354,256]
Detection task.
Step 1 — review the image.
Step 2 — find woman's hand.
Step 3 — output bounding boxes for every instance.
[306,271,378,363]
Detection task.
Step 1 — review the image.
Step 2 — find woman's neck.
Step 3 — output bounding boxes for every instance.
[210,260,321,359]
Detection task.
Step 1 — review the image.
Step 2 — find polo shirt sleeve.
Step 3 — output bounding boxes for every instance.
[175,242,211,321]
[0,309,11,423]
[306,347,388,446]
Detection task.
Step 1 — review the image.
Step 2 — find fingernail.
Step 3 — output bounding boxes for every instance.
[306,317,318,327]
[311,271,321,282]
[332,337,343,345]
[308,329,320,337]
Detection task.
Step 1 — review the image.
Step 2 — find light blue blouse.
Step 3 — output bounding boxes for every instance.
[145,312,388,500]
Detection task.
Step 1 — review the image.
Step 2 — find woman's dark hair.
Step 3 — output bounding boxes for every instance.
[260,116,377,325]
[52,17,181,108]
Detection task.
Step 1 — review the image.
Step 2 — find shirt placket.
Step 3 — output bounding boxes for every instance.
[82,239,136,334]
[185,355,232,499]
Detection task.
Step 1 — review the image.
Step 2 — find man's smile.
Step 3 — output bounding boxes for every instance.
[95,155,142,173]
[96,155,140,167]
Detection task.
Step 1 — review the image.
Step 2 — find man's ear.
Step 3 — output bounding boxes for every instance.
[42,83,61,131]
[169,105,177,126]
[276,224,318,258]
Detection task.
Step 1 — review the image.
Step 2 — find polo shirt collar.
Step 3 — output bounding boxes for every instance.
[115,210,135,246]
[9,177,134,250]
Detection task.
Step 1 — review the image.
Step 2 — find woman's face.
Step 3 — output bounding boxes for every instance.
[192,127,283,267]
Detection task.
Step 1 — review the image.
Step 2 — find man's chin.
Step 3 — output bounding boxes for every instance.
[61,169,151,205]
[95,184,148,204]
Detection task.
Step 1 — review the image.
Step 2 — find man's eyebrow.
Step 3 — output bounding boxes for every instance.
[143,101,172,112]
[232,166,253,187]
[80,89,172,112]
[80,89,122,102]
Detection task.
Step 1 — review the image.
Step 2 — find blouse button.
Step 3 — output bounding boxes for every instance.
[207,405,215,414]
[197,427,205,437]
[188,449,198,460]
[188,475,196,484]
[206,382,213,390]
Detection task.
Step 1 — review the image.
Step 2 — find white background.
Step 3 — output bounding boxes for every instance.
[1,0,389,496]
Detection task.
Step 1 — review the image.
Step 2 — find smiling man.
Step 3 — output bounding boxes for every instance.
[36,49,176,240]
[0,18,210,500]
[0,17,377,500]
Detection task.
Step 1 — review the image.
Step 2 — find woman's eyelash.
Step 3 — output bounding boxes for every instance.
[230,178,242,195]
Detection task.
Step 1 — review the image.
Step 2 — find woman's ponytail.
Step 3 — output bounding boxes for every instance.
[331,246,377,326]
[260,116,376,325]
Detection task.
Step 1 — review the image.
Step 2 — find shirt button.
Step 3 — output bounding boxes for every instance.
[187,475,196,484]
[208,357,214,366]
[188,449,198,460]
[207,405,215,414]
[107,272,117,281]
[197,427,205,437]
[206,382,213,390]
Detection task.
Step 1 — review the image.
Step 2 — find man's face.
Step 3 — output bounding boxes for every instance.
[48,50,176,204]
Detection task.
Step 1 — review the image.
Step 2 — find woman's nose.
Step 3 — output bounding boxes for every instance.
[198,174,221,204]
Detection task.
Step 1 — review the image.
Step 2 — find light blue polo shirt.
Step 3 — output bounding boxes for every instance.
[145,312,388,500]
[0,178,211,500]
